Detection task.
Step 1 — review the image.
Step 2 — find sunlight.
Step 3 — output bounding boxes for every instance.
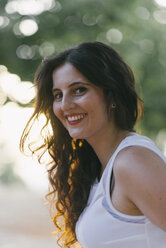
[0,67,50,192]
[0,67,35,104]
[11,81,35,104]
[0,101,49,192]
[0,87,7,105]
[0,102,32,148]
[154,0,166,7]
[0,70,21,95]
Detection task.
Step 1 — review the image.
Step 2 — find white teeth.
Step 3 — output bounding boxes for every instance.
[68,114,85,121]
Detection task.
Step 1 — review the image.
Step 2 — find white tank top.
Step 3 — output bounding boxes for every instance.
[76,134,166,248]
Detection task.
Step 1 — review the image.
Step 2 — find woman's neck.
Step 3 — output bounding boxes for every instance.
[87,124,130,172]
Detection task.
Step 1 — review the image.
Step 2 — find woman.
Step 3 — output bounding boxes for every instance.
[20,41,166,248]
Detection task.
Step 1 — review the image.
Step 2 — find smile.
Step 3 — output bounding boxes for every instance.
[66,113,87,125]
[67,114,85,121]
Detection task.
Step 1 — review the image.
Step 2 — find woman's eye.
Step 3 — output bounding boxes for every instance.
[75,87,87,94]
[53,92,62,101]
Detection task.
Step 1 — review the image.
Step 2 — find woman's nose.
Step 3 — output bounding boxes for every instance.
[61,95,75,111]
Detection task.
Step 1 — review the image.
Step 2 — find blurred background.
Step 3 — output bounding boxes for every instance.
[0,0,166,247]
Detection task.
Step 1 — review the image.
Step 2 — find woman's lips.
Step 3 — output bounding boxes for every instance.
[66,113,87,125]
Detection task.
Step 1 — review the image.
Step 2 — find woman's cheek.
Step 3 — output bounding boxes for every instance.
[53,102,58,116]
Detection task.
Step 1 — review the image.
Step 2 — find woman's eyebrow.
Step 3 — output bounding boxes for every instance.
[52,81,90,93]
[52,88,59,93]
[68,81,90,88]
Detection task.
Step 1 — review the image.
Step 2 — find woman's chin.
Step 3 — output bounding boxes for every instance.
[69,131,84,140]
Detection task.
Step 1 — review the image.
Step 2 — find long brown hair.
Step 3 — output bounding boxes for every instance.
[20,41,143,247]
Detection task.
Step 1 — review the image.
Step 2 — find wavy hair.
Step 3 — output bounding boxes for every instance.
[20,41,144,247]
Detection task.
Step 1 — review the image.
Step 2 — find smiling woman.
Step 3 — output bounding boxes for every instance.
[20,41,166,248]
[52,63,108,140]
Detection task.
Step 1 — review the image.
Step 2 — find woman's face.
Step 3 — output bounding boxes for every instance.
[52,63,111,141]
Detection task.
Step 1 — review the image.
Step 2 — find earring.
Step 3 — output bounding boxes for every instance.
[111,103,116,108]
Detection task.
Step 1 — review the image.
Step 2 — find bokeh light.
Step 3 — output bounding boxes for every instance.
[0,87,7,105]
[154,0,166,7]
[82,14,97,26]
[16,45,35,59]
[153,10,166,24]
[19,19,38,36]
[106,28,123,44]
[11,81,35,104]
[0,66,35,104]
[0,16,10,29]
[0,70,21,96]
[13,22,22,36]
[135,6,150,20]
[139,39,154,54]
[5,0,56,16]
[39,42,55,57]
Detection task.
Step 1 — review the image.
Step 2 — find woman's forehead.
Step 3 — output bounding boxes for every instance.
[52,63,90,88]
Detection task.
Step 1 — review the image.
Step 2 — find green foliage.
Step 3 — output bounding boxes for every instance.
[0,0,166,136]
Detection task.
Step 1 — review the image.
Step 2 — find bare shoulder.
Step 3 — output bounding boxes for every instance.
[113,145,166,231]
[113,145,166,177]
